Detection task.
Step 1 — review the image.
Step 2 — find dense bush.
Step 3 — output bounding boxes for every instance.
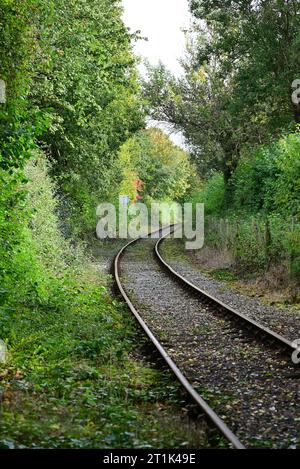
[190,173,225,215]
[191,130,300,280]
[273,131,300,216]
[230,130,300,216]
[28,0,144,233]
[230,146,278,214]
[1,154,203,449]
[117,128,197,203]
[0,0,147,304]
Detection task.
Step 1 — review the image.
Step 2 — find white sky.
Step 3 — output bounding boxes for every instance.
[122,0,191,77]
[122,0,191,148]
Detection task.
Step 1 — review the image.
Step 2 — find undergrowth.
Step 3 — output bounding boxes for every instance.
[0,153,209,449]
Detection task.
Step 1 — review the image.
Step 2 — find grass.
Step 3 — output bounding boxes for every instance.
[160,237,300,309]
[209,269,237,282]
[0,260,211,449]
[0,156,223,449]
[159,238,192,264]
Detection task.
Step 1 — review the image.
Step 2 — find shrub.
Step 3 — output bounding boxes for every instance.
[273,131,300,216]
[191,173,225,215]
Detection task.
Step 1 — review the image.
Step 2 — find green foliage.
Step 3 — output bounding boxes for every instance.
[190,130,300,281]
[189,0,300,129]
[144,1,300,181]
[230,145,279,214]
[0,0,46,173]
[191,173,225,215]
[143,62,236,180]
[142,1,300,286]
[203,213,300,282]
[195,129,300,219]
[230,130,300,217]
[28,0,144,233]
[273,131,300,215]
[0,1,211,449]
[1,152,79,310]
[0,0,43,286]
[117,128,197,203]
[0,295,205,449]
[0,170,27,308]
[0,0,145,327]
[0,151,207,449]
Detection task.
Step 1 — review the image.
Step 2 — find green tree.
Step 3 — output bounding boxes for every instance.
[189,0,300,128]
[117,128,196,202]
[144,1,300,184]
[29,0,144,229]
[0,0,43,172]
[143,58,239,183]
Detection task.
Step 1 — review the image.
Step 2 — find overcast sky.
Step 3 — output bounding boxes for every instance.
[122,0,191,77]
[122,0,191,147]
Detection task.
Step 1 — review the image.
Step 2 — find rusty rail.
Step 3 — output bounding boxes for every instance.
[113,227,245,449]
[155,229,298,356]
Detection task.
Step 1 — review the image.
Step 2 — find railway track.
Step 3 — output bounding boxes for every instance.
[155,228,298,355]
[113,226,299,449]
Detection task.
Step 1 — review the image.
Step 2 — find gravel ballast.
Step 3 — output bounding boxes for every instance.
[160,238,300,343]
[120,237,300,448]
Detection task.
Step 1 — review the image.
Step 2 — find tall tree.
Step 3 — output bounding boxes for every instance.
[30,0,144,207]
[144,0,300,182]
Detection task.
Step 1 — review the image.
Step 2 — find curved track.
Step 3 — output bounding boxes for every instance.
[114,227,245,449]
[155,229,298,356]
[114,226,299,449]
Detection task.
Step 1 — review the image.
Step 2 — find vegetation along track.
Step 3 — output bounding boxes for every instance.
[113,226,300,449]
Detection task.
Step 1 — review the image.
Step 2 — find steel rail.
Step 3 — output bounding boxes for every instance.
[155,228,298,355]
[113,227,245,450]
